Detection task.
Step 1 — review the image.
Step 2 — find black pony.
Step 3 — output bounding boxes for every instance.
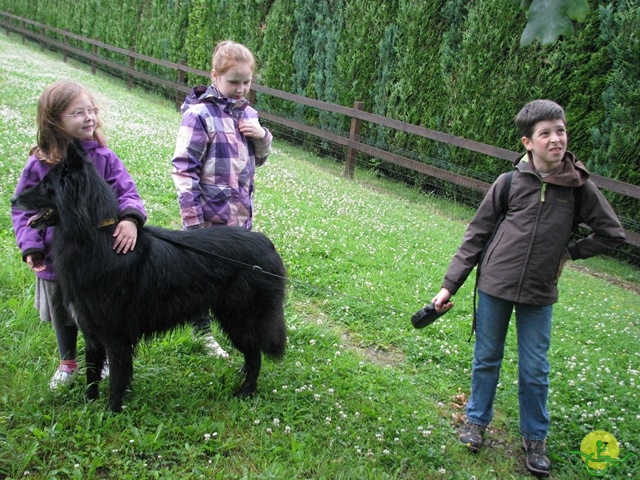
[11,140,287,412]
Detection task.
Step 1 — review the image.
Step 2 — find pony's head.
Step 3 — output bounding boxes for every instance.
[11,140,115,230]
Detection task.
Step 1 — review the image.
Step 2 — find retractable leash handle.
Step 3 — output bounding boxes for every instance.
[411,303,450,329]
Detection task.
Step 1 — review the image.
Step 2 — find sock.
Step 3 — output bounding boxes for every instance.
[60,359,78,370]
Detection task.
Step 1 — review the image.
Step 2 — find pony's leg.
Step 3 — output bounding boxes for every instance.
[84,335,105,401]
[237,346,261,397]
[105,341,134,412]
[215,314,262,397]
[227,325,261,396]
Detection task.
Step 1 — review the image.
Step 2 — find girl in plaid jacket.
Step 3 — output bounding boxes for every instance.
[171,40,272,356]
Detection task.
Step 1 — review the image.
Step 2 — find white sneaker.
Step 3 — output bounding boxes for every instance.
[102,358,110,378]
[49,364,78,391]
[202,334,229,358]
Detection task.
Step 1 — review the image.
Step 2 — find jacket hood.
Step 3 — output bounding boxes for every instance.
[515,150,589,188]
[181,85,249,115]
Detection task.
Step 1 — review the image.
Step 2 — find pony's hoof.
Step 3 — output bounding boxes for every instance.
[234,387,255,399]
[85,386,99,401]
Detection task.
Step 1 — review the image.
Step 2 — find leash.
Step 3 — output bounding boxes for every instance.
[148,228,415,318]
[148,228,273,277]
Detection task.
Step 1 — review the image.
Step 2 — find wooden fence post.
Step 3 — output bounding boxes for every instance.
[92,39,98,74]
[176,59,186,110]
[343,101,364,179]
[127,46,136,90]
[63,32,68,63]
[21,20,25,43]
[40,23,45,52]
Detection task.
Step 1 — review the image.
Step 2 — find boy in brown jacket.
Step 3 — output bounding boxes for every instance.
[431,99,625,475]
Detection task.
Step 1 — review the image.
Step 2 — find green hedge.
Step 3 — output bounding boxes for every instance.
[1,0,638,221]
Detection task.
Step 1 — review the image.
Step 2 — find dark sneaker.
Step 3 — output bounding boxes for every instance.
[522,438,551,475]
[459,422,486,453]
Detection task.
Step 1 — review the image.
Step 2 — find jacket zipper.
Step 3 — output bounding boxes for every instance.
[515,175,544,302]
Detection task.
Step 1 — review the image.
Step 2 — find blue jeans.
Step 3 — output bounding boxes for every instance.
[466,290,552,440]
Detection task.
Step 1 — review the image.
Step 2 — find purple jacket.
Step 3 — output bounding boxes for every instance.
[171,85,272,230]
[11,140,147,281]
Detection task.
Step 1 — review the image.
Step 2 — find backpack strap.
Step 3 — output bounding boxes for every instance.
[572,185,582,235]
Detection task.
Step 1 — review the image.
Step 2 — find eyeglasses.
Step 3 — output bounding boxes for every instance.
[61,107,99,120]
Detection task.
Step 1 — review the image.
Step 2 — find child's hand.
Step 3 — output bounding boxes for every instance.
[25,253,46,273]
[112,219,138,254]
[238,118,266,139]
[431,288,454,312]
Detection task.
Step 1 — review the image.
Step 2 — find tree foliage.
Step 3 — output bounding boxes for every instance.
[517,0,590,45]
[1,0,637,221]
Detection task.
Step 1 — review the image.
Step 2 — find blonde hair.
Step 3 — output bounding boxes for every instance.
[33,80,106,164]
[211,40,255,76]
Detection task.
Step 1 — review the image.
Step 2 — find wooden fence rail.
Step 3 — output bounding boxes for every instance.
[2,11,639,248]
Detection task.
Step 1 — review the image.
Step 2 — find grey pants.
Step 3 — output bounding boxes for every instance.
[35,278,77,361]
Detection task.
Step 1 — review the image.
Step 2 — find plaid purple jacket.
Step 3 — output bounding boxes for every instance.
[171,85,272,230]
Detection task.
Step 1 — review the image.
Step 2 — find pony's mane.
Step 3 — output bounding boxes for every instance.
[57,141,119,235]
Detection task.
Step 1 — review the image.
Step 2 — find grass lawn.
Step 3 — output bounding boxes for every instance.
[0,33,638,479]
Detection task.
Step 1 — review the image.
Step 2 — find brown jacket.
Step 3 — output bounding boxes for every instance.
[442,151,625,305]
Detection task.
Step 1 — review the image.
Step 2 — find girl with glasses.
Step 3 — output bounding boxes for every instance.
[11,80,147,391]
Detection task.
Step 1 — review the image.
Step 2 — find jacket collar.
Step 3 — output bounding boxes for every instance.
[516,151,589,187]
[182,85,249,114]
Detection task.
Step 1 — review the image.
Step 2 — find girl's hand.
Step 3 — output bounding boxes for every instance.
[25,253,46,273]
[112,219,138,254]
[238,118,266,139]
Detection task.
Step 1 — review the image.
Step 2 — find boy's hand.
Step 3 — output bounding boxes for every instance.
[112,219,138,254]
[25,253,46,273]
[431,288,454,312]
[238,118,266,139]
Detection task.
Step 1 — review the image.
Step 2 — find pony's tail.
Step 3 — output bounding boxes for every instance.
[258,309,287,359]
